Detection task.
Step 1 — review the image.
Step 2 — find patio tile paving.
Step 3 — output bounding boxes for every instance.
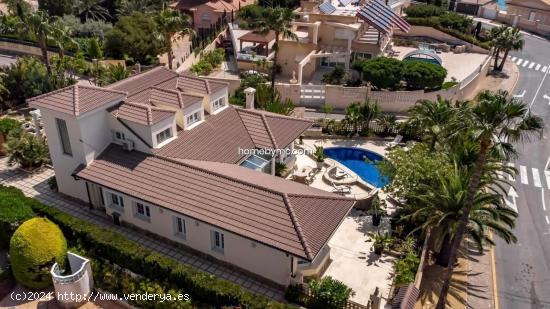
[0,158,285,301]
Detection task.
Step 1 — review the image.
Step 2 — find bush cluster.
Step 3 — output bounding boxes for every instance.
[0,186,291,309]
[404,4,444,18]
[357,57,447,90]
[190,48,225,76]
[0,185,34,248]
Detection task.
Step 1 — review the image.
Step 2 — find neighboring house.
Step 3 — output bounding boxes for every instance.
[172,0,256,32]
[450,0,496,16]
[28,67,355,288]
[236,0,410,84]
[506,0,550,26]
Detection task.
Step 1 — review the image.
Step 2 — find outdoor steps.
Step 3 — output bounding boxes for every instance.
[356,28,379,44]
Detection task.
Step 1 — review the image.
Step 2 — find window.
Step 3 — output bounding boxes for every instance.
[156,127,172,144]
[212,97,225,110]
[135,202,151,220]
[114,131,126,141]
[109,193,124,210]
[186,111,200,126]
[55,118,72,156]
[211,230,225,253]
[202,13,211,21]
[173,216,186,238]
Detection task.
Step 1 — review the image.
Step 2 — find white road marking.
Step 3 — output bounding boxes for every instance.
[529,62,536,69]
[545,171,550,189]
[522,60,530,67]
[508,162,516,181]
[514,89,526,98]
[543,66,548,73]
[542,189,547,211]
[497,170,505,179]
[544,94,550,105]
[546,156,550,170]
[529,63,550,110]
[533,168,542,187]
[520,165,529,184]
[546,216,550,225]
[516,59,523,65]
[512,56,517,61]
[536,64,542,71]
[506,186,519,213]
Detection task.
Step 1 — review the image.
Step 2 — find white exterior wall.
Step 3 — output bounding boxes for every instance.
[101,188,294,286]
[183,102,204,130]
[106,115,152,153]
[79,110,114,164]
[40,108,88,201]
[151,117,177,148]
[209,88,229,115]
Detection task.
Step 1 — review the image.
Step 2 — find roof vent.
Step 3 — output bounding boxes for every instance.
[121,140,134,152]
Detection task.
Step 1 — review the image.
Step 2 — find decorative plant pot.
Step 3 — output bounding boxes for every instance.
[372,215,381,227]
[374,244,384,255]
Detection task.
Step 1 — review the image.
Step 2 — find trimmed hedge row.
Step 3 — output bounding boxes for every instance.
[405,16,491,50]
[0,186,292,309]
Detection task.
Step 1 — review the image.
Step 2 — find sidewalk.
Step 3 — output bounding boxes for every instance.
[464,58,520,101]
[0,158,285,302]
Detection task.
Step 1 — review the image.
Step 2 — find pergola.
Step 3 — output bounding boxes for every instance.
[238,31,276,56]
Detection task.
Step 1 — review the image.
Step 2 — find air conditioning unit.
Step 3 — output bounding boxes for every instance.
[121,140,134,152]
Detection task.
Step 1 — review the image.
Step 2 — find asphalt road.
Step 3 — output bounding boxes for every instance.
[494,33,550,309]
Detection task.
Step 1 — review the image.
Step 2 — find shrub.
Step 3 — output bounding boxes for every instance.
[0,186,34,248]
[0,118,21,139]
[191,49,225,76]
[439,12,473,33]
[307,276,354,309]
[190,60,213,76]
[404,4,443,17]
[402,60,447,90]
[322,66,347,85]
[393,251,420,286]
[9,217,67,289]
[6,129,50,169]
[0,186,292,308]
[360,57,404,90]
[0,57,53,107]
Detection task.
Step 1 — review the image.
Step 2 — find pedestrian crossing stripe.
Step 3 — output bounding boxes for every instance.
[512,58,547,72]
[520,165,528,184]
[535,64,541,70]
[505,163,550,189]
[529,62,535,69]
[532,168,542,188]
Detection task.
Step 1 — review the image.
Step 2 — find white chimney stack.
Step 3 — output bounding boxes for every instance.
[244,87,256,110]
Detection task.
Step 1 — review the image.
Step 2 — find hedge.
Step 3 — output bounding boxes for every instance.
[0,186,292,309]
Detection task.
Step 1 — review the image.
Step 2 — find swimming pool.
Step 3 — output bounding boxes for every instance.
[324,147,389,188]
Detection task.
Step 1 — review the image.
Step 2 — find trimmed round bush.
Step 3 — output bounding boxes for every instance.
[9,217,67,289]
[403,60,447,90]
[361,57,404,90]
[0,186,35,248]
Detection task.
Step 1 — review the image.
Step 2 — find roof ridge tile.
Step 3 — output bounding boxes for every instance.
[260,113,278,150]
[73,85,80,116]
[282,193,313,259]
[27,84,75,103]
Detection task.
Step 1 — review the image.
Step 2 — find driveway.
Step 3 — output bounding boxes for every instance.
[323,209,395,307]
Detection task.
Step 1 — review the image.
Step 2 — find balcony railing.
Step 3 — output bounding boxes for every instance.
[50,252,90,285]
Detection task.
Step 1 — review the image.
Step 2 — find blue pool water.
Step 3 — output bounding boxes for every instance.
[324,147,389,188]
[497,0,506,10]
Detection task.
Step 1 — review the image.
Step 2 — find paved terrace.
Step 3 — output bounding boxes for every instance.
[0,158,285,301]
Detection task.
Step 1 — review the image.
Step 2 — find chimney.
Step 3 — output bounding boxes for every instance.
[244,87,256,110]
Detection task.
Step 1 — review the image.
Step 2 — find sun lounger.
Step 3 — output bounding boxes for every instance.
[386,135,403,148]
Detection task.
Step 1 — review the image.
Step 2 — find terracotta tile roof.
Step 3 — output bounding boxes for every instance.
[155,106,312,163]
[77,145,355,260]
[155,107,256,163]
[28,84,126,116]
[108,67,179,96]
[128,87,185,109]
[235,108,313,150]
[109,102,175,126]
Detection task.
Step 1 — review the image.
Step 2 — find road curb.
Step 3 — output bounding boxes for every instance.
[509,62,520,95]
[489,231,499,309]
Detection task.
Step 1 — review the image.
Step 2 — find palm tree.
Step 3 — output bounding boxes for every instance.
[408,97,458,151]
[408,163,517,267]
[74,0,110,22]
[16,11,55,74]
[345,102,362,135]
[497,27,524,71]
[376,114,397,135]
[435,90,543,309]
[239,6,298,88]
[154,9,194,70]
[51,20,78,59]
[359,98,380,132]
[98,64,131,86]
[488,25,506,70]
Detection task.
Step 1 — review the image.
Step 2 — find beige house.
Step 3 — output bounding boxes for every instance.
[28,67,355,288]
[234,0,410,84]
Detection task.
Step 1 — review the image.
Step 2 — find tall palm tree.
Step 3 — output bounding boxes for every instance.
[488,25,506,70]
[497,27,524,71]
[154,9,194,70]
[51,20,78,59]
[74,0,110,22]
[435,90,543,309]
[240,6,298,88]
[17,11,55,74]
[408,97,458,151]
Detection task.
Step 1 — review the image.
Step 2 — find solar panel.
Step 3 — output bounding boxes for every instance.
[339,0,352,6]
[356,0,410,34]
[319,1,336,14]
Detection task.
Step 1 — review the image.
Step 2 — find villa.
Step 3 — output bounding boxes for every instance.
[27,67,355,288]
[232,0,410,84]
